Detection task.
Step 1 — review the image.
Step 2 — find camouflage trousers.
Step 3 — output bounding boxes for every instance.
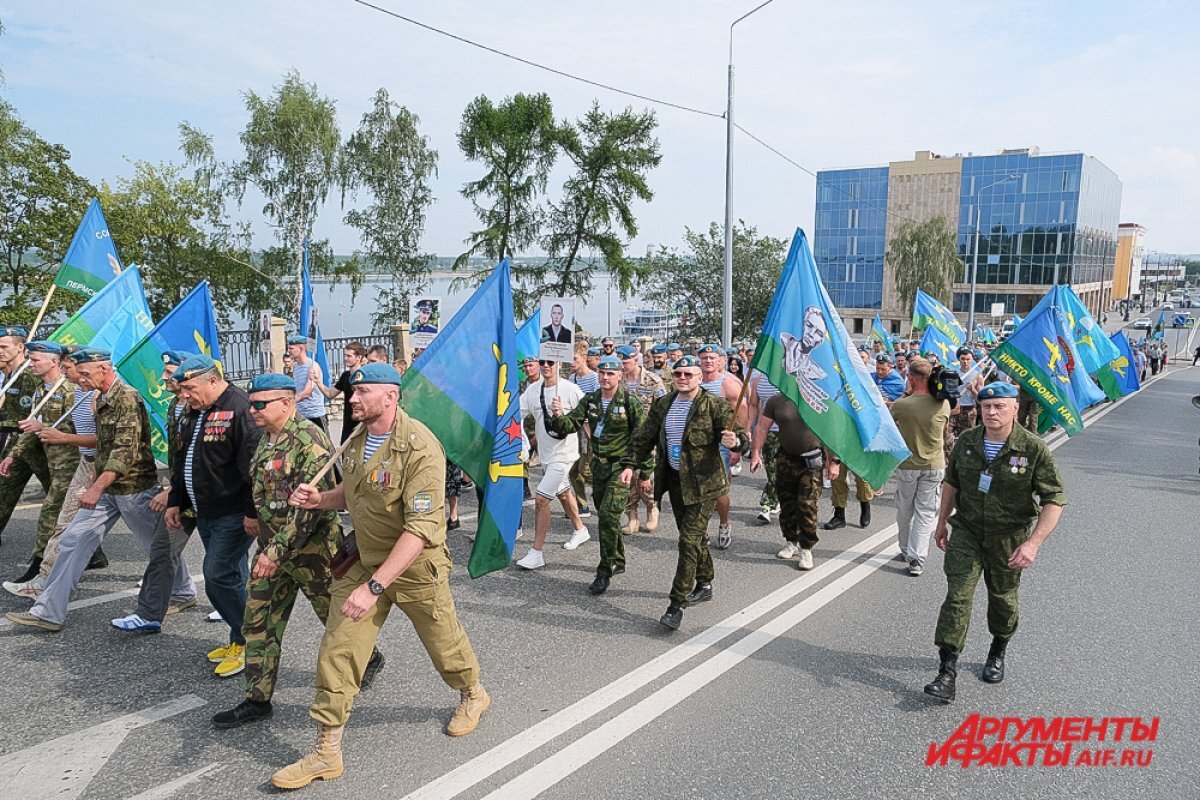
[590,460,629,578]
[569,448,593,508]
[0,449,63,559]
[934,524,1029,654]
[243,536,336,702]
[757,431,780,510]
[945,407,978,462]
[776,450,823,550]
[1017,394,1040,433]
[664,468,717,606]
[40,458,97,577]
[626,447,657,515]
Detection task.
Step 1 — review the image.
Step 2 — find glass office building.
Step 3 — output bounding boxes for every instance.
[813,167,889,310]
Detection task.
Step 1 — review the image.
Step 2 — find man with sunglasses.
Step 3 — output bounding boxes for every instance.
[600,337,616,356]
[621,355,747,630]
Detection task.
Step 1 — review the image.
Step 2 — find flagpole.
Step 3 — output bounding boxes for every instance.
[27,375,67,421]
[0,360,31,411]
[50,390,93,429]
[311,424,360,485]
[28,285,57,340]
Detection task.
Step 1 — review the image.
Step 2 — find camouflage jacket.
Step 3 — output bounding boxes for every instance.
[95,379,159,495]
[625,389,748,505]
[547,385,654,477]
[624,367,667,414]
[0,365,41,454]
[945,424,1067,536]
[10,378,80,471]
[252,414,340,562]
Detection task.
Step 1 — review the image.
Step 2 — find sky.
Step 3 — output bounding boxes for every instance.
[1,0,1197,260]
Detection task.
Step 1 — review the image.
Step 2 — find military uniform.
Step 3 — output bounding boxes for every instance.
[934,423,1067,654]
[244,415,341,702]
[0,365,40,457]
[623,365,666,529]
[7,378,80,559]
[548,384,651,580]
[0,367,50,541]
[309,408,480,728]
[626,389,746,609]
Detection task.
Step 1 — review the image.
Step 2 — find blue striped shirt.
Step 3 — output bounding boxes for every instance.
[184,411,205,511]
[572,371,600,394]
[982,438,1004,462]
[752,371,780,433]
[363,432,389,463]
[72,387,96,458]
[665,397,694,470]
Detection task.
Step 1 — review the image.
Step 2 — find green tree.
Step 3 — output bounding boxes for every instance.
[640,222,786,341]
[540,103,661,310]
[453,92,559,305]
[887,215,962,316]
[341,89,439,332]
[0,101,94,326]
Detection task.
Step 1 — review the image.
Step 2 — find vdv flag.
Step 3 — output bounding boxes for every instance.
[115,281,222,463]
[299,242,331,390]
[870,313,892,348]
[50,266,151,360]
[751,230,910,490]
[1058,285,1120,374]
[1012,313,1023,330]
[1095,330,1141,401]
[1152,309,1166,340]
[919,324,960,364]
[401,259,523,578]
[912,289,965,346]
[515,308,542,364]
[990,302,1099,437]
[54,198,123,298]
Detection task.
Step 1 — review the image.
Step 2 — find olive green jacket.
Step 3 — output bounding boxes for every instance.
[547,385,653,477]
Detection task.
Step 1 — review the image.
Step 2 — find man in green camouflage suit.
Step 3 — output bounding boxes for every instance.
[0,341,78,583]
[0,326,49,557]
[548,355,652,595]
[621,355,747,631]
[211,373,382,729]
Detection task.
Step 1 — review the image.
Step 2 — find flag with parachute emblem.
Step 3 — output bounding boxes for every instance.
[515,308,542,364]
[1055,285,1120,375]
[1151,309,1166,341]
[401,259,523,577]
[919,325,960,364]
[911,289,965,346]
[750,230,909,490]
[50,266,152,361]
[54,198,123,298]
[870,313,892,349]
[1094,330,1141,401]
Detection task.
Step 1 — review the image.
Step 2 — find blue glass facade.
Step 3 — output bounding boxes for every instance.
[954,152,1121,314]
[813,167,889,309]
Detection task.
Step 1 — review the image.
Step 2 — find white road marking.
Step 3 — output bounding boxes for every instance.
[0,694,206,800]
[122,762,227,800]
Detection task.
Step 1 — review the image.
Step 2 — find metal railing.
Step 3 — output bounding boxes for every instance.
[215,330,394,382]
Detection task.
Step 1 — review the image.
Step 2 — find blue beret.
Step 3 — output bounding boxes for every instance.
[597,356,622,371]
[25,340,65,355]
[667,343,682,351]
[350,363,402,386]
[68,347,112,363]
[176,354,218,382]
[857,344,871,353]
[650,344,667,354]
[161,349,193,367]
[248,373,296,393]
[696,343,722,355]
[875,352,893,363]
[0,326,28,338]
[286,335,309,346]
[615,345,637,358]
[673,355,701,369]
[62,344,83,357]
[955,347,972,358]
[978,382,1019,400]
[586,346,602,356]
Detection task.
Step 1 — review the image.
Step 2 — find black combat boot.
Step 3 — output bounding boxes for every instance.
[86,547,108,570]
[822,508,846,530]
[587,574,610,595]
[859,501,872,528]
[685,584,713,604]
[659,604,683,630]
[212,699,273,729]
[923,648,958,703]
[981,637,1008,683]
[12,556,41,585]
[361,648,386,690]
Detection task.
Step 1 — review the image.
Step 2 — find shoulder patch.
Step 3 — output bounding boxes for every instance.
[413,492,433,513]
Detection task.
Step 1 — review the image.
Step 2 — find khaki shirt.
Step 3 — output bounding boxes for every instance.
[341,408,446,568]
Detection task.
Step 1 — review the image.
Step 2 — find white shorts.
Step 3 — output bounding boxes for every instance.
[537,462,574,499]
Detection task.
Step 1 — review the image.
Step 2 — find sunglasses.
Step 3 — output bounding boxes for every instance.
[672,371,701,379]
[249,397,288,411]
[538,360,554,367]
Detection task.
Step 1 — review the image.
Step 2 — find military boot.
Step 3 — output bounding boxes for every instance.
[270,723,345,789]
[447,682,491,736]
[981,637,1008,683]
[923,648,958,703]
[624,508,640,535]
[822,508,846,530]
[859,501,872,528]
[644,500,659,532]
[12,556,41,585]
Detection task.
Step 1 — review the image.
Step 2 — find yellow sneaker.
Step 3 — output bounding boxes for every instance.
[214,643,245,678]
[207,643,234,663]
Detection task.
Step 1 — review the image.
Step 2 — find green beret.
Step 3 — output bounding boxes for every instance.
[350,363,402,386]
[68,347,112,364]
[25,340,65,355]
[248,373,296,393]
[673,355,701,369]
[176,354,217,382]
[597,355,622,371]
[697,343,722,355]
[0,326,28,338]
[978,382,1019,400]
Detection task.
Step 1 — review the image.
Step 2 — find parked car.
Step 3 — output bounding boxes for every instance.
[1162,302,1175,311]
[1134,317,1152,330]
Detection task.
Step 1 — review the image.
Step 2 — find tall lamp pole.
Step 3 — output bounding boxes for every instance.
[967,174,1019,338]
[723,0,776,349]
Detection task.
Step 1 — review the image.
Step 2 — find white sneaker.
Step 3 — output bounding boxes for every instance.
[730,462,742,476]
[2,579,42,599]
[207,610,224,622]
[771,504,780,514]
[776,542,800,559]
[714,523,732,550]
[516,549,545,570]
[797,549,814,570]
[756,509,772,524]
[563,528,590,550]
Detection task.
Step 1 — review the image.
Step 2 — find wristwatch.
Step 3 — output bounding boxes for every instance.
[367,578,385,596]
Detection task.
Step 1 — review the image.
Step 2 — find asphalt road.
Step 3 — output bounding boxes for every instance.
[1,363,1197,799]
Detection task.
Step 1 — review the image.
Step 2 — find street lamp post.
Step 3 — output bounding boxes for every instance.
[967,174,1019,338]
[723,0,776,349]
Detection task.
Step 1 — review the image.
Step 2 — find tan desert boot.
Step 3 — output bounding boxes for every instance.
[446,683,491,737]
[271,723,345,790]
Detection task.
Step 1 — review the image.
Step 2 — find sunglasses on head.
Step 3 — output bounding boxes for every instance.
[249,397,288,411]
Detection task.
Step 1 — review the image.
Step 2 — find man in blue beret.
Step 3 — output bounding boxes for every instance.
[0,325,40,485]
[948,347,984,450]
[649,344,669,379]
[696,343,749,548]
[274,360,488,788]
[666,343,684,364]
[617,343,666,534]
[924,380,1067,704]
